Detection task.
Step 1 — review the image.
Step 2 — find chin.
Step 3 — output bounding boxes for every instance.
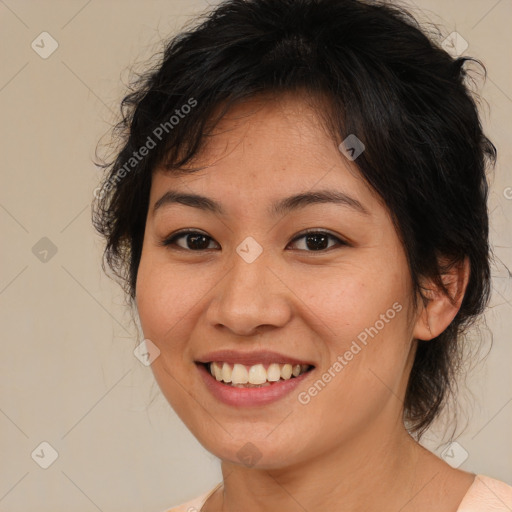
[197,433,307,470]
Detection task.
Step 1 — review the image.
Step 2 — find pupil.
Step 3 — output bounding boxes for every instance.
[188,234,209,250]
[306,233,328,250]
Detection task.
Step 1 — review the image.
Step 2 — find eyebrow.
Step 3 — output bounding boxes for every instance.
[153,189,370,217]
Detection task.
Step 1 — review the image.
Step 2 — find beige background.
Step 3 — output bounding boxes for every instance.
[0,1,511,510]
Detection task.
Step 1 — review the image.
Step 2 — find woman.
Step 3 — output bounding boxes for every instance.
[92,0,512,510]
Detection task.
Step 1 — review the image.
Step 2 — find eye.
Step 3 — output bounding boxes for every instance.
[160,230,219,251]
[287,230,347,252]
[160,229,347,252]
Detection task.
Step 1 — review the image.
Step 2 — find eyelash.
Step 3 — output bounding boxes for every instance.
[160,229,348,252]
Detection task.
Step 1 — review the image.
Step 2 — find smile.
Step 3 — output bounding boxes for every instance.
[207,362,312,387]
[196,361,315,406]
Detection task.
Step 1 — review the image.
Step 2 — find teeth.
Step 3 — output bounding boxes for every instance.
[213,362,223,381]
[221,362,232,383]
[267,363,281,382]
[248,364,267,385]
[231,363,249,384]
[281,363,292,379]
[208,362,310,385]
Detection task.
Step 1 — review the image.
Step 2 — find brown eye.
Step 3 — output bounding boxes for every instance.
[161,229,347,252]
[288,231,346,252]
[161,231,219,251]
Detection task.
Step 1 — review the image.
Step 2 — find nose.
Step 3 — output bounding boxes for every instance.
[205,245,292,336]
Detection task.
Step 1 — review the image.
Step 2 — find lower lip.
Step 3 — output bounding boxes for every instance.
[196,363,313,407]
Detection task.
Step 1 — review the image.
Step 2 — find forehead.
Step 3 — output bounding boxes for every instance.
[150,93,381,214]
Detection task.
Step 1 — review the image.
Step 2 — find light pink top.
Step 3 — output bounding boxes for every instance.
[164,475,512,512]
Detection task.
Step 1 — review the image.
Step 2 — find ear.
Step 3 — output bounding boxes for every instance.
[413,256,470,341]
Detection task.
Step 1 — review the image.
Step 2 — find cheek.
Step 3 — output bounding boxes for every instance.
[136,254,201,343]
[295,260,408,344]
[292,264,412,414]
[135,255,205,415]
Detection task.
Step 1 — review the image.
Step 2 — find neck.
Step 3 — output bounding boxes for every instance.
[214,418,432,512]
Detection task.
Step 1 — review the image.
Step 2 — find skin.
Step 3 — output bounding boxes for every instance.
[135,92,475,512]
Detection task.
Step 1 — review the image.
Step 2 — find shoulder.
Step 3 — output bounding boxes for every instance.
[457,474,512,511]
[161,482,222,512]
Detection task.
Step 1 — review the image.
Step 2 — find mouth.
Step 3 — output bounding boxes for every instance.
[195,357,316,407]
[194,349,316,406]
[199,361,314,388]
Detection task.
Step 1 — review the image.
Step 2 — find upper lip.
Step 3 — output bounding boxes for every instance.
[195,349,315,367]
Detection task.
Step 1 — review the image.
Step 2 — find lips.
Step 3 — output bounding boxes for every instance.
[194,349,316,406]
[195,349,315,368]
[196,361,314,406]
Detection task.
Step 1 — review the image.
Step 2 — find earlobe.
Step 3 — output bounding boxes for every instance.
[413,257,470,341]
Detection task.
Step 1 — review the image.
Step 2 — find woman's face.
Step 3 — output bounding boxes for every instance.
[136,94,420,469]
